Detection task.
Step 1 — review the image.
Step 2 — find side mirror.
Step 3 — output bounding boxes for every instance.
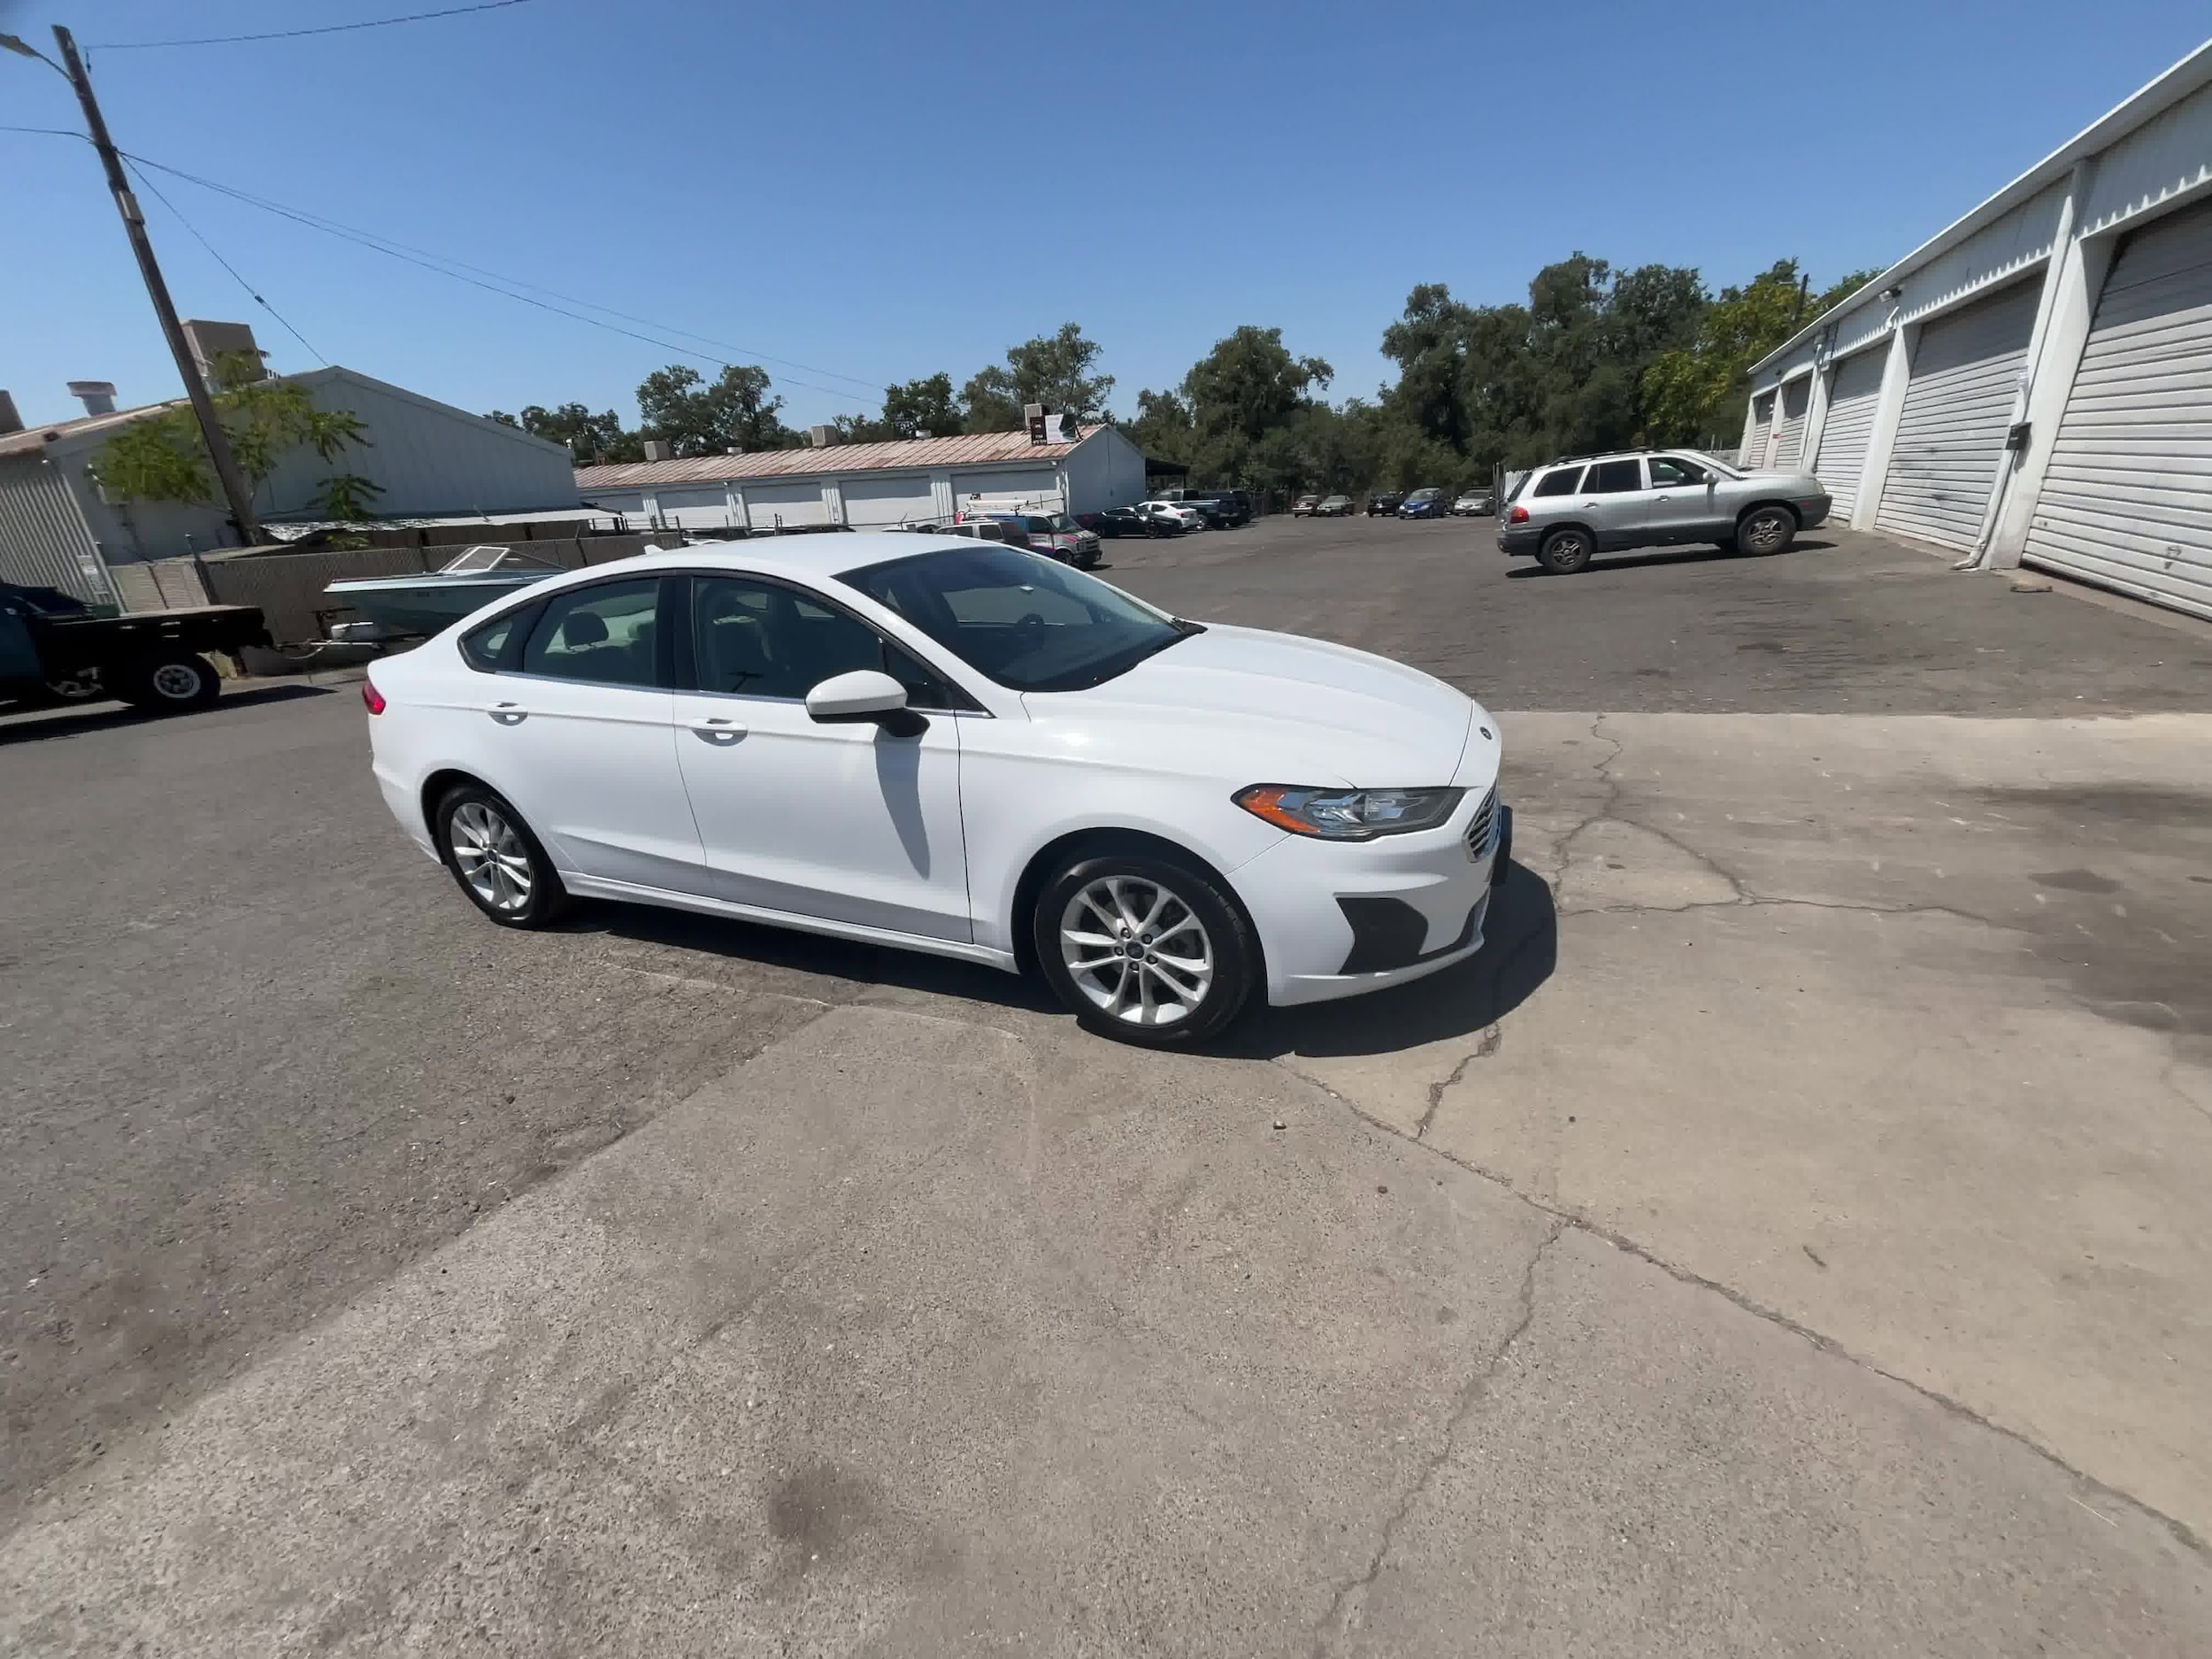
[805,669,926,737]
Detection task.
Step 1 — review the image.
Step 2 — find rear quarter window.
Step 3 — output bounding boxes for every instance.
[460,606,531,672]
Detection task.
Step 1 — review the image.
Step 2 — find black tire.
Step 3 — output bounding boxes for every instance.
[432,781,571,929]
[1713,536,1739,555]
[114,652,221,712]
[1033,849,1256,1048]
[1538,527,1593,574]
[1735,505,1796,557]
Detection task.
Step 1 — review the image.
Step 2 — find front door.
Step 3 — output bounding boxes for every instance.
[1642,455,1726,543]
[669,572,972,941]
[464,575,704,890]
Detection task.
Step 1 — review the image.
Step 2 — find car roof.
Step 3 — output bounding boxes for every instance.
[595,532,977,587]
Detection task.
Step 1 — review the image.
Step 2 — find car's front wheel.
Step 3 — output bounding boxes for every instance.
[1538,527,1593,574]
[1735,506,1797,556]
[1034,851,1256,1047]
[434,782,569,928]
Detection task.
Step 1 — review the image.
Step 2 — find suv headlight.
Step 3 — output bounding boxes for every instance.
[1233,784,1463,841]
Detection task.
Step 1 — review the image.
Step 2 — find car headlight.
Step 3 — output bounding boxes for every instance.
[1233,784,1463,841]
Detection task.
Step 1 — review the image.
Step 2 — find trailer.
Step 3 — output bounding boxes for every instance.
[1,581,272,715]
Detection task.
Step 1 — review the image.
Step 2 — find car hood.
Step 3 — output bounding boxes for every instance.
[1023,624,1478,787]
[1736,468,1825,491]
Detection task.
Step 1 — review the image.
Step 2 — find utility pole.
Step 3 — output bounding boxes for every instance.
[50,25,264,544]
[1792,272,1812,329]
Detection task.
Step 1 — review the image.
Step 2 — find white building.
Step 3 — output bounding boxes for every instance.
[572,423,1148,534]
[1744,39,2212,621]
[0,361,580,604]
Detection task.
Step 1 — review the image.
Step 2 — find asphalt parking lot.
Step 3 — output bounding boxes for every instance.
[5,515,2212,1654]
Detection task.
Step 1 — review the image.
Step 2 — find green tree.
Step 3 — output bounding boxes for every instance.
[487,402,639,463]
[91,354,375,520]
[635,363,795,456]
[961,323,1115,433]
[882,373,962,439]
[1184,326,1333,443]
[1640,263,1880,448]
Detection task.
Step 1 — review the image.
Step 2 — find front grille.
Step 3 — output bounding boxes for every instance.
[1464,787,1498,861]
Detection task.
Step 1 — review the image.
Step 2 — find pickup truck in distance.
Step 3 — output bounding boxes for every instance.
[1,581,272,714]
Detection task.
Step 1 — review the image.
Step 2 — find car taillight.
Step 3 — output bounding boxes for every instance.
[1507,504,1530,524]
[361,676,387,715]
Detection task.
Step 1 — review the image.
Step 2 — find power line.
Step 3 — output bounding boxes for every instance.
[0,124,88,140]
[123,157,327,365]
[89,1,538,51]
[119,152,891,403]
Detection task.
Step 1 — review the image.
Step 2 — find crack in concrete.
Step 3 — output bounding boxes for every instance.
[1274,1060,2211,1563]
[1310,1221,1566,1655]
[1413,1026,1500,1141]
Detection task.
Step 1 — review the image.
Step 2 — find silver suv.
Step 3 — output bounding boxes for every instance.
[1497,450,1830,574]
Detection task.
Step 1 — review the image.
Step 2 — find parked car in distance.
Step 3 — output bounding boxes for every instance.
[1398,488,1448,519]
[1315,495,1353,517]
[2,580,270,714]
[1292,494,1321,517]
[1498,449,1832,574]
[1365,491,1403,517]
[1013,512,1102,569]
[1450,488,1495,517]
[1167,488,1251,526]
[361,537,1509,1048]
[1092,505,1169,539]
[1139,500,1205,534]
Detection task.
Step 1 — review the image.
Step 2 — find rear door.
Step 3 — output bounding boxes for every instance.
[462,575,705,891]
[1575,457,1648,546]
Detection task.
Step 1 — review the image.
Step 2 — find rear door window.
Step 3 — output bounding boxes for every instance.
[1585,459,1641,494]
[521,580,664,687]
[1532,466,1586,497]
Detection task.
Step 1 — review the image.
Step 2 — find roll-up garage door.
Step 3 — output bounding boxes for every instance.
[741,480,827,530]
[1744,393,1774,468]
[1811,349,1885,518]
[840,474,938,527]
[1771,378,1810,468]
[651,486,735,530]
[2022,198,2212,621]
[952,467,1062,511]
[1876,280,2038,550]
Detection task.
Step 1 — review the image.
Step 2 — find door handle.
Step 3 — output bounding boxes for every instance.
[691,717,747,745]
[488,702,527,726]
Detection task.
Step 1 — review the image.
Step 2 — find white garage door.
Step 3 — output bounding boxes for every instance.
[1812,349,1886,519]
[1876,280,2039,550]
[952,467,1062,511]
[840,474,938,527]
[2023,197,2212,621]
[652,486,736,530]
[1744,392,1774,468]
[741,480,827,530]
[1771,378,1810,468]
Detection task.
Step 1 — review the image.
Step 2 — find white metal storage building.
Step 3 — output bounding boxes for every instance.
[1744,39,2212,620]
[0,365,580,605]
[571,424,1148,534]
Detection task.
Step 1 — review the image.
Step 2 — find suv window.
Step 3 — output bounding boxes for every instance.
[1531,466,1585,497]
[1647,457,1706,488]
[691,574,954,708]
[1586,459,1641,494]
[522,580,662,687]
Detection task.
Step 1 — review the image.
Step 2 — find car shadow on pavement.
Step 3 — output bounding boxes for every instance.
[1227,860,1558,1060]
[1504,538,1838,579]
[0,683,335,746]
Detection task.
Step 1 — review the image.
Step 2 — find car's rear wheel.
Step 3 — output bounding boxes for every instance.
[1034,851,1256,1047]
[1735,506,1797,556]
[114,652,221,712]
[434,782,570,928]
[1538,527,1593,574]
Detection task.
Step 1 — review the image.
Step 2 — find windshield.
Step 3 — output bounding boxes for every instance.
[1679,449,1745,479]
[1045,513,1079,533]
[844,545,1202,693]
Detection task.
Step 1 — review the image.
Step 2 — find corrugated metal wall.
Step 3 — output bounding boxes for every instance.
[1877,280,2039,550]
[2023,196,2212,618]
[0,455,110,603]
[1771,379,1811,467]
[1745,393,1775,468]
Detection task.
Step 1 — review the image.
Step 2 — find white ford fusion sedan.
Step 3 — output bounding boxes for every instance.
[361,536,1509,1047]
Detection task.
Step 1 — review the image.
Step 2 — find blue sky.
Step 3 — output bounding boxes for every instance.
[3,0,2207,432]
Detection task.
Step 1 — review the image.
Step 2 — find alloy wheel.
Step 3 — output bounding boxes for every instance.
[1743,511,1790,553]
[449,800,534,912]
[149,662,205,701]
[1058,874,1215,1027]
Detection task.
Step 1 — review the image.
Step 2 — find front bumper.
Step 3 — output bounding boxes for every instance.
[1233,780,1508,1008]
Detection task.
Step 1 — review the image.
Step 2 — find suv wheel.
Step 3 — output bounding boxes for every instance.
[1538,527,1593,574]
[1033,850,1256,1048]
[1736,506,1797,556]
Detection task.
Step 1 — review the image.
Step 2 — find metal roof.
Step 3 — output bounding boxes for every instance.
[0,397,186,459]
[572,426,1105,490]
